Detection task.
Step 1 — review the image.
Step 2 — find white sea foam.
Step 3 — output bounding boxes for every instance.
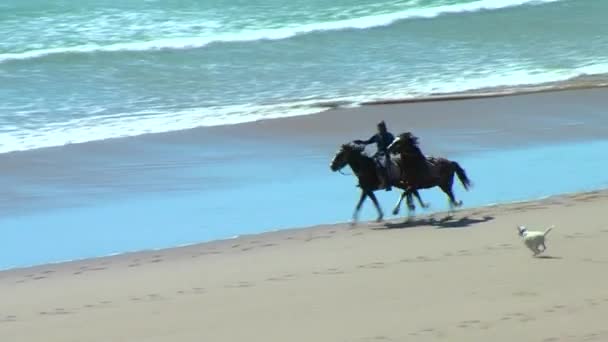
[0,0,563,64]
[2,57,607,154]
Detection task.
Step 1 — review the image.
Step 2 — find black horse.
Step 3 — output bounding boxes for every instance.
[330,142,428,224]
[387,132,472,216]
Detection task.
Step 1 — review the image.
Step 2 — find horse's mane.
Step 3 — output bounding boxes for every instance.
[399,132,425,158]
[397,132,420,148]
[344,142,365,153]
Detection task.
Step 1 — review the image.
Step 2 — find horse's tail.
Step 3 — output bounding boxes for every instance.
[452,161,471,191]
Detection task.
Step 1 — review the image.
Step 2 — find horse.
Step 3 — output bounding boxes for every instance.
[387,132,472,217]
[329,142,428,224]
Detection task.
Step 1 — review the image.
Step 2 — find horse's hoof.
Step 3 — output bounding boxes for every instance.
[455,201,463,207]
[422,203,430,209]
[392,208,400,216]
[408,205,416,211]
[376,215,384,223]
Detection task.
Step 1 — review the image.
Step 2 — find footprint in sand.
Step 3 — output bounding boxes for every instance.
[401,256,437,263]
[357,262,387,269]
[266,273,297,282]
[457,319,482,328]
[503,312,535,323]
[145,294,164,301]
[359,335,394,341]
[225,281,254,288]
[565,232,589,239]
[313,268,344,275]
[40,308,72,316]
[456,249,472,256]
[0,315,17,323]
[177,287,206,295]
[512,290,539,297]
[585,298,601,307]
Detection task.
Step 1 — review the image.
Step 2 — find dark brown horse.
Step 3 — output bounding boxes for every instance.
[330,142,428,224]
[387,132,472,216]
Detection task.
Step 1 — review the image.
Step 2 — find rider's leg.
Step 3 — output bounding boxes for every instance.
[384,154,392,191]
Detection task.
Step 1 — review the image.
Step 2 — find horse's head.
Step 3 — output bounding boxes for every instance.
[330,142,364,172]
[388,132,419,153]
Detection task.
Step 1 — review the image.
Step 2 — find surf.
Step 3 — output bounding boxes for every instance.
[0,0,564,64]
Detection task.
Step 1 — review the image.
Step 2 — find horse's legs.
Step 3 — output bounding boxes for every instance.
[411,189,429,209]
[439,182,462,215]
[368,191,384,222]
[405,191,416,219]
[352,191,367,225]
[392,191,407,215]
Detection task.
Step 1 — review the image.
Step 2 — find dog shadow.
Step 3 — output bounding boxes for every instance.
[534,255,562,260]
[379,215,494,230]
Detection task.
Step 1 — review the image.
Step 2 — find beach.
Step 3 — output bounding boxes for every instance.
[2,0,608,338]
[2,87,608,270]
[0,86,608,340]
[2,189,608,341]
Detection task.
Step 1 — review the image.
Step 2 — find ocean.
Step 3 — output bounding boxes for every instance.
[1,0,608,153]
[1,0,608,270]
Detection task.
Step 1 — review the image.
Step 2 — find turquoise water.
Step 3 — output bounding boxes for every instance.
[2,139,608,270]
[1,0,608,152]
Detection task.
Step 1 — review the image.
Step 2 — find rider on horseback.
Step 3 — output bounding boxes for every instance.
[354,121,395,191]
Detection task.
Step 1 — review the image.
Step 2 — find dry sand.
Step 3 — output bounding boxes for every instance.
[2,190,608,341]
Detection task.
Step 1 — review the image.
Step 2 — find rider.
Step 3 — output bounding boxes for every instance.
[354,121,395,191]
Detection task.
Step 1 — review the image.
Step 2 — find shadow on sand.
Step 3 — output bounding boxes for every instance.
[378,215,495,230]
[534,255,562,260]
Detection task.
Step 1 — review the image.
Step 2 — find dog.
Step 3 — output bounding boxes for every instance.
[517,225,554,256]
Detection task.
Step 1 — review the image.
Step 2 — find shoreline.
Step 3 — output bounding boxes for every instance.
[2,79,608,155]
[2,86,608,270]
[2,187,605,275]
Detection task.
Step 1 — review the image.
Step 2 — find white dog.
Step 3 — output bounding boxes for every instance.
[517,225,554,256]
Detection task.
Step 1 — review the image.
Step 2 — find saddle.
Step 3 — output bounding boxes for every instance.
[373,152,390,170]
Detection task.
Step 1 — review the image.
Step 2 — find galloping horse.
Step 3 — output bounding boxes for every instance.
[330,142,428,224]
[387,132,472,216]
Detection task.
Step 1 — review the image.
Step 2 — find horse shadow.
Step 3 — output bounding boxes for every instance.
[379,215,494,230]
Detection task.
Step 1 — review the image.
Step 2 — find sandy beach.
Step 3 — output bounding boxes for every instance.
[1,87,608,341]
[2,189,608,341]
[4,1,608,340]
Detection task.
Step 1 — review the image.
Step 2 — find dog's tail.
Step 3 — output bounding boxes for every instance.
[544,225,555,236]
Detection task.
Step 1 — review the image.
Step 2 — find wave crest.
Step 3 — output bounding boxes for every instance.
[0,0,562,64]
